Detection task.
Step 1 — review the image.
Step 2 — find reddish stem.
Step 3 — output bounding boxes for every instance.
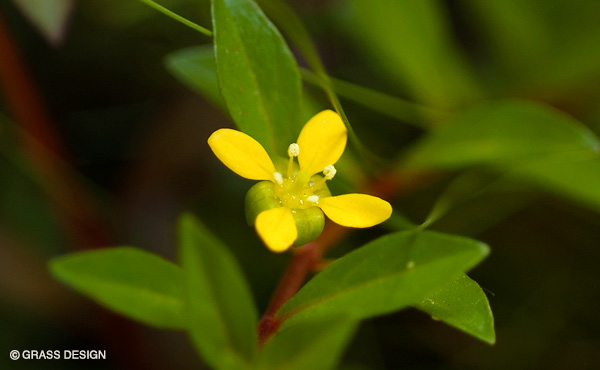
[257,229,339,345]
[257,170,434,344]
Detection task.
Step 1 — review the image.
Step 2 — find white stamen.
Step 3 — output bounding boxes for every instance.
[307,195,319,203]
[273,172,283,185]
[323,164,337,180]
[287,143,300,157]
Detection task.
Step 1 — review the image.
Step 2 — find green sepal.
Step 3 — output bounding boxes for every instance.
[244,176,331,247]
[292,207,325,247]
[245,181,281,226]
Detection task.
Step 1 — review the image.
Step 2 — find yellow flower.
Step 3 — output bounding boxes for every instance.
[208,110,392,252]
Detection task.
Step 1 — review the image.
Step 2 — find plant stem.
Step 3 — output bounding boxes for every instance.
[257,224,345,345]
[257,170,435,344]
[138,0,213,37]
[300,68,447,129]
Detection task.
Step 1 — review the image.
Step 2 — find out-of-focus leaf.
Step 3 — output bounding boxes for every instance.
[277,231,489,327]
[49,247,185,329]
[0,117,64,253]
[382,211,418,231]
[212,0,302,157]
[258,316,358,370]
[461,0,600,94]
[458,0,548,84]
[431,180,539,237]
[405,100,600,170]
[11,0,74,45]
[513,152,600,213]
[421,171,494,228]
[165,45,225,109]
[179,213,257,370]
[348,0,481,109]
[257,0,379,166]
[415,274,495,344]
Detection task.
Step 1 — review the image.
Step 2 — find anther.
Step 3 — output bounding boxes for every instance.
[323,165,337,180]
[287,143,300,157]
[273,172,283,185]
[307,195,319,203]
[313,164,336,189]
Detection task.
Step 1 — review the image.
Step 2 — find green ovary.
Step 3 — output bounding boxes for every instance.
[245,171,331,247]
[274,170,324,209]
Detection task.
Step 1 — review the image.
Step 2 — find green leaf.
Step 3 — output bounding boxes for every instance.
[212,0,302,157]
[11,0,74,45]
[256,0,384,168]
[165,45,226,109]
[49,247,185,329]
[462,0,600,95]
[277,231,489,326]
[415,274,495,344]
[459,0,549,84]
[348,0,481,108]
[178,213,258,370]
[258,316,358,370]
[405,99,600,170]
[513,152,600,213]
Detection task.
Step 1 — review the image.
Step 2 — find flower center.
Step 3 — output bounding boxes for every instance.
[272,143,335,210]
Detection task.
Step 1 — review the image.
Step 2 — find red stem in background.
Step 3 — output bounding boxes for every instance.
[0,10,109,248]
[0,8,157,369]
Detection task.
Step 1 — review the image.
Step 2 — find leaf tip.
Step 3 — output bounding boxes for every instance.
[481,329,496,345]
[477,241,491,259]
[178,212,197,231]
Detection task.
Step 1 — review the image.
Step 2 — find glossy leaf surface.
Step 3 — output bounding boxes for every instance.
[416,274,495,344]
[212,0,302,156]
[49,247,184,329]
[278,231,489,326]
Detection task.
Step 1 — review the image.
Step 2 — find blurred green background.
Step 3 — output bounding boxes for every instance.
[1,0,600,369]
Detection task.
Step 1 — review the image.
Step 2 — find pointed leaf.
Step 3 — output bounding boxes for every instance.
[259,316,358,370]
[11,0,74,45]
[178,213,257,369]
[415,274,495,344]
[277,231,489,326]
[212,0,302,157]
[49,247,184,329]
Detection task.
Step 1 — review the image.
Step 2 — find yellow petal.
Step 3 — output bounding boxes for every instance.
[318,194,392,228]
[297,110,347,176]
[255,207,297,252]
[208,129,276,180]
